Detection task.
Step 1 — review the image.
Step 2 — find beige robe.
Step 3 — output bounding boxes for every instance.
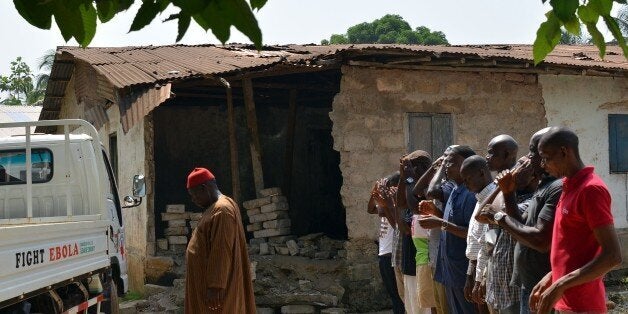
[185,195,255,313]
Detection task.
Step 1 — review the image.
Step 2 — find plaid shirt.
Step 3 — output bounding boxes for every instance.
[485,193,532,310]
[391,228,403,268]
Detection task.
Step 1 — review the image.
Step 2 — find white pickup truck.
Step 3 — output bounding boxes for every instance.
[0,119,144,313]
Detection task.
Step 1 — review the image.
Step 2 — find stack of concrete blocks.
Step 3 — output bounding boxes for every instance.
[245,187,293,255]
[159,204,189,254]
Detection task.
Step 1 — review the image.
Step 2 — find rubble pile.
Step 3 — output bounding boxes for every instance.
[250,232,346,260]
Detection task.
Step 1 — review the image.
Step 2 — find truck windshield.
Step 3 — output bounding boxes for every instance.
[0,149,53,184]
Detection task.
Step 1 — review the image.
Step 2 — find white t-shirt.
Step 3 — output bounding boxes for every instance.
[411,214,429,238]
[378,217,395,256]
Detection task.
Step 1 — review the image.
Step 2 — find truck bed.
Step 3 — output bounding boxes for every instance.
[0,220,110,303]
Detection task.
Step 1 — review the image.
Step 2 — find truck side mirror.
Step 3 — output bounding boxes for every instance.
[132,175,146,197]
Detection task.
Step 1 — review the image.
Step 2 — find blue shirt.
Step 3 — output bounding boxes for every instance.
[434,183,477,288]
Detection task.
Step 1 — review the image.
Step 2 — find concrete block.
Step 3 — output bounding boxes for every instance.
[243,196,272,210]
[261,202,288,213]
[253,227,291,239]
[166,204,185,213]
[157,238,169,251]
[250,238,267,245]
[275,246,290,255]
[268,235,296,244]
[271,195,287,203]
[146,241,155,256]
[247,222,263,232]
[280,305,315,314]
[249,211,289,223]
[164,227,189,236]
[259,242,269,255]
[250,261,257,281]
[262,218,291,229]
[286,240,299,256]
[337,250,347,258]
[256,307,276,314]
[248,243,260,255]
[161,212,189,221]
[259,187,282,197]
[247,208,261,217]
[167,219,187,227]
[167,236,188,245]
[321,308,347,314]
[169,244,187,254]
[190,221,199,229]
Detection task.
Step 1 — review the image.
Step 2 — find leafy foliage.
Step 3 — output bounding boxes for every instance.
[535,0,628,64]
[322,14,449,45]
[12,0,266,49]
[0,57,47,106]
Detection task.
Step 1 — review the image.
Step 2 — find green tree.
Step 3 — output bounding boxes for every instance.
[560,30,592,44]
[35,50,56,92]
[615,4,628,36]
[329,34,349,44]
[322,15,449,45]
[0,57,44,106]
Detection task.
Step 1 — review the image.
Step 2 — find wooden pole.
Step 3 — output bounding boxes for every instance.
[220,78,241,203]
[283,89,298,197]
[242,78,265,196]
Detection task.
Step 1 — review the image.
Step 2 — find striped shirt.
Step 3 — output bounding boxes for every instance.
[466,183,497,263]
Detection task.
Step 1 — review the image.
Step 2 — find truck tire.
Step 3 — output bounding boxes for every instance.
[101,280,119,314]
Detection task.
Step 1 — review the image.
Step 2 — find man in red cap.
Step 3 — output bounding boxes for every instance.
[184,168,255,313]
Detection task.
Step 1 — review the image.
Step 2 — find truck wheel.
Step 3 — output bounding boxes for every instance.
[102,280,119,314]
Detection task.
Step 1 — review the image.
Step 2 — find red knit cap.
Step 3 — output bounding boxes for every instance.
[186,167,215,189]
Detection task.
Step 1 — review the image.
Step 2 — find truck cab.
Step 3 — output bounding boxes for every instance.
[0,119,141,313]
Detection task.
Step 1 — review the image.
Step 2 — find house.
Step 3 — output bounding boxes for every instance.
[39,44,627,311]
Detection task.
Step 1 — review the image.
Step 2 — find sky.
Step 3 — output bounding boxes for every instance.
[0,0,620,76]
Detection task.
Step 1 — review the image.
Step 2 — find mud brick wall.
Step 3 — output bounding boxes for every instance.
[330,65,546,311]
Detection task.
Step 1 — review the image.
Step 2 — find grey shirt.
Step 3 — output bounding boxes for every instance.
[512,178,563,289]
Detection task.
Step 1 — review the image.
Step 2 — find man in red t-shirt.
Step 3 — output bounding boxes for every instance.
[530,127,622,313]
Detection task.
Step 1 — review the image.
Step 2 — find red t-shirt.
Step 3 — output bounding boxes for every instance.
[551,167,614,312]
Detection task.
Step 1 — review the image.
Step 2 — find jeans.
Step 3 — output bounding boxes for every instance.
[379,254,405,314]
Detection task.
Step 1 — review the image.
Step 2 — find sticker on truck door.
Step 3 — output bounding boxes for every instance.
[1,236,107,277]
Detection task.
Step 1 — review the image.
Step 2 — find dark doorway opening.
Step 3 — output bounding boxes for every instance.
[152,69,348,242]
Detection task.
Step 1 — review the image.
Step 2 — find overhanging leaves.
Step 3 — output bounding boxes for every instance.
[603,15,628,57]
[129,0,169,32]
[533,11,562,64]
[250,0,268,10]
[177,12,190,42]
[13,0,53,29]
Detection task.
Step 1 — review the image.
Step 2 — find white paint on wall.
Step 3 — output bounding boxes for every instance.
[540,74,628,228]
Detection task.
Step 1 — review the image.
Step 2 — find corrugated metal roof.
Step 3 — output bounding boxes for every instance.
[40,43,626,132]
[56,44,626,91]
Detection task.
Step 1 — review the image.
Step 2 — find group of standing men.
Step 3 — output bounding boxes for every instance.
[369,127,622,314]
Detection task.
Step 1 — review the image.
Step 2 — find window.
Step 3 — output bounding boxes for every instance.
[407,113,453,157]
[609,114,628,173]
[0,149,53,184]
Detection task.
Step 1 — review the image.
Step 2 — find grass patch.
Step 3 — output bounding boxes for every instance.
[121,291,143,302]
